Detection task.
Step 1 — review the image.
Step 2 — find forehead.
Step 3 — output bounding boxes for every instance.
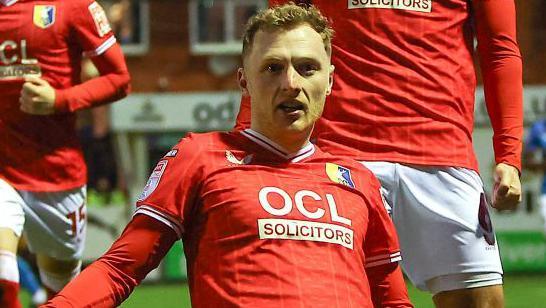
[248,25,328,61]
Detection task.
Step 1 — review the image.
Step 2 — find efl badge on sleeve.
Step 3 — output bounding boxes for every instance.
[33,5,56,29]
[138,160,168,201]
[88,1,112,37]
[326,163,355,189]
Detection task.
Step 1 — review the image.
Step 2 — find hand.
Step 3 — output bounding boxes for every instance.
[492,163,522,210]
[19,76,56,115]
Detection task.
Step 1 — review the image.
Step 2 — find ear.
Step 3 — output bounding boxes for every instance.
[326,65,335,96]
[237,68,250,96]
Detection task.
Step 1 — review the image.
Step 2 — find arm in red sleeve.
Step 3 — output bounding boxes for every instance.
[367,263,414,308]
[43,214,178,308]
[474,0,523,171]
[54,43,131,113]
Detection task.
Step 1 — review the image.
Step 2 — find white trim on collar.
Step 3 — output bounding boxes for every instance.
[241,129,315,163]
[1,0,18,7]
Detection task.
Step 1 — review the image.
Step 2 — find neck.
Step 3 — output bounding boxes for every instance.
[250,125,313,154]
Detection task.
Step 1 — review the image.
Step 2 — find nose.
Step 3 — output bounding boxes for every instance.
[281,66,302,94]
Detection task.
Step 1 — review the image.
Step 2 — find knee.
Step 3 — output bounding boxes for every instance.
[36,254,81,293]
[0,228,20,283]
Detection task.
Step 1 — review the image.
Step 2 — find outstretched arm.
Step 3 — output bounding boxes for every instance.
[44,214,178,307]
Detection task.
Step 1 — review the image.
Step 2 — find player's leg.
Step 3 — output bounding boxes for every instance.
[402,165,503,308]
[432,284,503,308]
[362,162,504,308]
[0,229,21,308]
[19,186,87,298]
[17,255,47,306]
[0,180,26,308]
[35,254,81,298]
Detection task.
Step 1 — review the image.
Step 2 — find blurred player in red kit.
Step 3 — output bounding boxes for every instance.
[235,0,523,307]
[45,4,413,307]
[0,0,130,307]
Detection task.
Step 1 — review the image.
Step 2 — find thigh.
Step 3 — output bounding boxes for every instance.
[20,187,87,261]
[393,165,502,292]
[0,179,26,241]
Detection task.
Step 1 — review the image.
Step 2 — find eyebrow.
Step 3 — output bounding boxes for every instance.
[259,54,324,63]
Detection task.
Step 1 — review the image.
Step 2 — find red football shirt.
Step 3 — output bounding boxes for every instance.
[0,0,122,191]
[135,130,402,307]
[236,0,523,172]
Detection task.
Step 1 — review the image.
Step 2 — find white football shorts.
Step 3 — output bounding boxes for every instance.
[0,179,86,261]
[361,162,503,294]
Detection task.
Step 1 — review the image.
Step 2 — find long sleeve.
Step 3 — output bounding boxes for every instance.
[474,0,523,171]
[54,43,131,113]
[367,263,414,308]
[43,214,178,308]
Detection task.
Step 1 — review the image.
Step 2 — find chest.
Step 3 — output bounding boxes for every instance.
[0,2,71,66]
[195,163,369,251]
[311,0,470,30]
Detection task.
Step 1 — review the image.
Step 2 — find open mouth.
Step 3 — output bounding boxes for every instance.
[277,100,305,113]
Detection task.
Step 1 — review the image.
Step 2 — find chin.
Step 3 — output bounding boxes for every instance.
[283,121,312,134]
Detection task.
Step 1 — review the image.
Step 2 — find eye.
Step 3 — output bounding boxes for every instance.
[297,63,319,77]
[265,63,283,73]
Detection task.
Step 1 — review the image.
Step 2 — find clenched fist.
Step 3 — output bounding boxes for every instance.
[19,76,56,115]
[492,163,522,211]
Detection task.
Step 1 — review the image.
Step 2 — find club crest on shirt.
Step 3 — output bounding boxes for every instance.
[88,1,112,37]
[225,150,253,165]
[325,163,355,189]
[138,160,168,201]
[33,5,55,29]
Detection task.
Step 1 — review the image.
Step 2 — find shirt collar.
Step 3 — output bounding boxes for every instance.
[241,129,315,163]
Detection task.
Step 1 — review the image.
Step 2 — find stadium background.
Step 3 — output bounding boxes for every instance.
[23,0,546,306]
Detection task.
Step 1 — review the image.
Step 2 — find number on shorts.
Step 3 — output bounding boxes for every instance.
[67,203,86,237]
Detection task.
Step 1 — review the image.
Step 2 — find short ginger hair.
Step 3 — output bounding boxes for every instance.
[241,3,334,60]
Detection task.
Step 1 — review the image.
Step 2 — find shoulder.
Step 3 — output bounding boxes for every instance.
[166,131,237,162]
[347,160,382,194]
[62,0,92,13]
[176,131,235,148]
[66,0,97,9]
[65,0,108,24]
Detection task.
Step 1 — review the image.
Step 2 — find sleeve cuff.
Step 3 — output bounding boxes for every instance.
[54,89,70,113]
